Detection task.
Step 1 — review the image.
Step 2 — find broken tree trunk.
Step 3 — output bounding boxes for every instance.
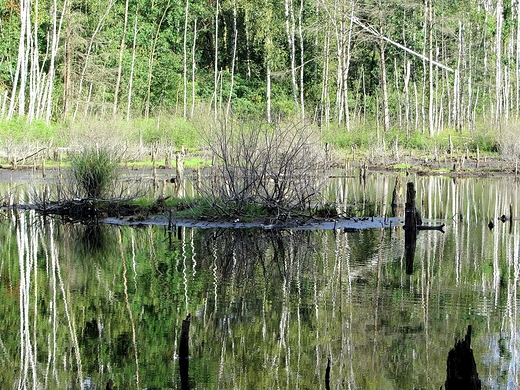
[445,325,481,390]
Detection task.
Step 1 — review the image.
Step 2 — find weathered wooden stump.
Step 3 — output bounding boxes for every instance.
[404,182,444,273]
[445,325,481,390]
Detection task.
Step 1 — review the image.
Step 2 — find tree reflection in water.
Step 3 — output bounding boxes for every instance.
[1,175,519,389]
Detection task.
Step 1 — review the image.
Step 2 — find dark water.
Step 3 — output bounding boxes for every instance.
[1,173,519,389]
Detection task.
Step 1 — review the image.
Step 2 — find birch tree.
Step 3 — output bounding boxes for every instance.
[113,0,130,117]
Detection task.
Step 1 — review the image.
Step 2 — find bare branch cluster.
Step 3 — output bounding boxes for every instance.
[198,121,328,217]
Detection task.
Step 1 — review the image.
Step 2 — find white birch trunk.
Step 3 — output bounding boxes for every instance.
[226,0,238,123]
[214,0,220,120]
[127,12,138,121]
[113,0,130,117]
[191,19,198,119]
[298,0,305,119]
[495,0,504,126]
[285,0,300,113]
[183,0,190,120]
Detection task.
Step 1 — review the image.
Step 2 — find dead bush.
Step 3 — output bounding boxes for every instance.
[198,121,328,217]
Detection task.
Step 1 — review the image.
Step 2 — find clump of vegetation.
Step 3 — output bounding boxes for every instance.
[198,120,327,218]
[69,147,120,199]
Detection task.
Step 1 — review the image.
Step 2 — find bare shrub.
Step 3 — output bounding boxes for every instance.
[198,121,328,217]
[498,122,520,161]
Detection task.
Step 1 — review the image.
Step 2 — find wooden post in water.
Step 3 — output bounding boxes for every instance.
[179,313,191,390]
[445,325,481,390]
[176,147,185,197]
[404,182,418,274]
[152,145,158,191]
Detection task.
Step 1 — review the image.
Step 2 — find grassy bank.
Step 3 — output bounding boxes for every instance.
[0,115,507,169]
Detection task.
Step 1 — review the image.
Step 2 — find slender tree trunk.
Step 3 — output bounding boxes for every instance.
[7,0,29,120]
[73,0,115,121]
[495,0,504,126]
[244,9,252,80]
[113,0,129,117]
[183,0,189,120]
[342,2,355,130]
[266,60,272,123]
[190,19,198,119]
[298,0,305,119]
[226,0,238,123]
[404,59,411,134]
[320,25,330,128]
[145,1,170,119]
[44,0,66,124]
[516,0,520,118]
[453,21,462,131]
[427,0,434,136]
[265,0,272,124]
[285,0,300,113]
[214,0,220,120]
[27,0,41,122]
[379,42,390,132]
[378,0,390,132]
[127,12,138,121]
[62,0,72,117]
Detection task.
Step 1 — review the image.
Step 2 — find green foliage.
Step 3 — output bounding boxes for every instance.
[137,117,199,150]
[0,117,58,143]
[69,147,120,199]
[322,124,377,150]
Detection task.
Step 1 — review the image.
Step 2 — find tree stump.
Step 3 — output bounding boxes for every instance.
[404,182,418,274]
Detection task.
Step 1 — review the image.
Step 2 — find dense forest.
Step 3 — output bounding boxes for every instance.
[1,0,520,141]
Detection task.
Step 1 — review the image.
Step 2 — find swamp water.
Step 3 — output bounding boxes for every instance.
[0,172,519,389]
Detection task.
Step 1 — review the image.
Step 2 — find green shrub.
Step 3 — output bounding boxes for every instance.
[70,148,120,199]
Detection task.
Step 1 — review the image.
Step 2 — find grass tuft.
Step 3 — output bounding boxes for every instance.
[70,148,120,199]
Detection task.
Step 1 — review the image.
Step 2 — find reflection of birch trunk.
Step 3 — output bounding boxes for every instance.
[17,211,35,386]
[118,229,140,388]
[344,233,356,387]
[506,229,519,384]
[182,226,189,313]
[212,238,218,312]
[190,229,197,279]
[372,233,385,368]
[52,216,84,386]
[49,219,58,381]
[292,234,302,386]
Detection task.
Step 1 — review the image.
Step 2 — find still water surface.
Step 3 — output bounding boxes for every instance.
[0,173,519,389]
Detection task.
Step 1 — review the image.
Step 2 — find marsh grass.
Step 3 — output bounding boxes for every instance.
[70,148,120,199]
